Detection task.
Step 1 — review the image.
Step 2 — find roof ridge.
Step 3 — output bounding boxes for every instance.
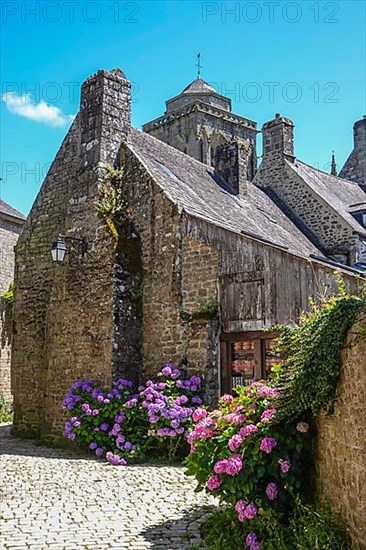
[0,199,26,220]
[131,127,216,171]
[295,158,362,185]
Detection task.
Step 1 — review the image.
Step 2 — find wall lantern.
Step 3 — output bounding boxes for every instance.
[51,235,89,263]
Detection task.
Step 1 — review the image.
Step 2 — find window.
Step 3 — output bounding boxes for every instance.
[220,332,283,394]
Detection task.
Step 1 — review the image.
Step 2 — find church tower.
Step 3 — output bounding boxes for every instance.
[142,77,258,180]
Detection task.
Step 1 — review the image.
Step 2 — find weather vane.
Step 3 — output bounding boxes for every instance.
[196,53,202,78]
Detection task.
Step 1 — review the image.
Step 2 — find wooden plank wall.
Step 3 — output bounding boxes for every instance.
[183,215,360,332]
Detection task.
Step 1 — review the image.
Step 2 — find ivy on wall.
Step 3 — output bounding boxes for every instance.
[272,276,366,423]
[95,166,132,241]
[1,282,14,317]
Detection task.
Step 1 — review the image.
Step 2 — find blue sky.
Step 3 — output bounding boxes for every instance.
[1,0,365,215]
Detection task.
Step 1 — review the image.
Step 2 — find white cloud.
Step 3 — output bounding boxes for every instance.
[2,92,75,127]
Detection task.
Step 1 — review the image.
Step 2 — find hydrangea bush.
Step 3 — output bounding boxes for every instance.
[185,382,311,548]
[62,363,203,465]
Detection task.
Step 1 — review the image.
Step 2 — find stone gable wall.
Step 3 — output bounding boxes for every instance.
[0,217,23,404]
[122,147,220,404]
[11,70,136,439]
[316,311,366,549]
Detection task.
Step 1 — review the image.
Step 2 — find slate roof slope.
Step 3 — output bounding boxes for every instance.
[182,77,217,94]
[0,199,26,221]
[127,128,324,259]
[286,159,366,236]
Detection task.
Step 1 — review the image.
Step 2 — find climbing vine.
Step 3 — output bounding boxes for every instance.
[272,276,366,423]
[95,166,132,241]
[1,282,14,317]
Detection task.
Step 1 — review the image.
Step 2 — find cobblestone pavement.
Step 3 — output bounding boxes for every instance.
[0,425,218,549]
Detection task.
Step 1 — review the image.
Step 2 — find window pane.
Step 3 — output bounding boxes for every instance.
[263,339,282,377]
[231,341,255,388]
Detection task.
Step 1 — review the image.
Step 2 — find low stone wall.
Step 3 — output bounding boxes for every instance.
[315,311,366,549]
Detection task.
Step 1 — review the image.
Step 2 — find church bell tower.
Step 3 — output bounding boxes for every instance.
[142,76,258,180]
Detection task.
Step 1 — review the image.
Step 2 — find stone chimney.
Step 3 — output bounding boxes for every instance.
[261,113,295,161]
[214,140,251,198]
[80,68,131,168]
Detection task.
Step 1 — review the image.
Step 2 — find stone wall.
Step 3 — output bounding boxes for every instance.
[315,311,366,549]
[11,69,137,438]
[122,146,220,404]
[0,217,23,404]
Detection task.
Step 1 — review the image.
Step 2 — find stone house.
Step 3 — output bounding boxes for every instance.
[254,115,366,268]
[145,82,366,270]
[0,200,26,405]
[11,69,362,438]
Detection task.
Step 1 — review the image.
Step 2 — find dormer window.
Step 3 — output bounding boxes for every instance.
[352,210,366,228]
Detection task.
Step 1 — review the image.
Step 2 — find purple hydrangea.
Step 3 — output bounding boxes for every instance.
[106,451,127,466]
[278,459,291,473]
[266,482,278,501]
[246,532,261,550]
[260,437,277,454]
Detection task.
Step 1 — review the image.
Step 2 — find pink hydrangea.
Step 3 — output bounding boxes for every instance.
[214,454,243,476]
[260,437,277,454]
[220,394,234,403]
[235,500,257,522]
[260,408,276,422]
[206,474,223,491]
[239,424,258,439]
[226,454,243,476]
[228,434,243,452]
[235,499,247,515]
[248,382,280,398]
[257,385,280,398]
[187,415,218,451]
[243,503,257,520]
[214,459,228,474]
[278,459,291,473]
[296,421,309,433]
[224,412,246,424]
[192,408,207,422]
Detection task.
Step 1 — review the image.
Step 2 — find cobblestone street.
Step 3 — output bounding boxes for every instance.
[0,425,218,549]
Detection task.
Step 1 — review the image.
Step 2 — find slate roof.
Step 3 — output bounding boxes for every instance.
[182,78,217,94]
[127,128,324,259]
[285,159,366,236]
[0,199,26,222]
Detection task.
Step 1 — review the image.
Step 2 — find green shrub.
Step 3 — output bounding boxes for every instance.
[185,384,311,521]
[1,282,14,317]
[62,364,203,465]
[273,293,366,423]
[196,500,350,549]
[0,393,13,423]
